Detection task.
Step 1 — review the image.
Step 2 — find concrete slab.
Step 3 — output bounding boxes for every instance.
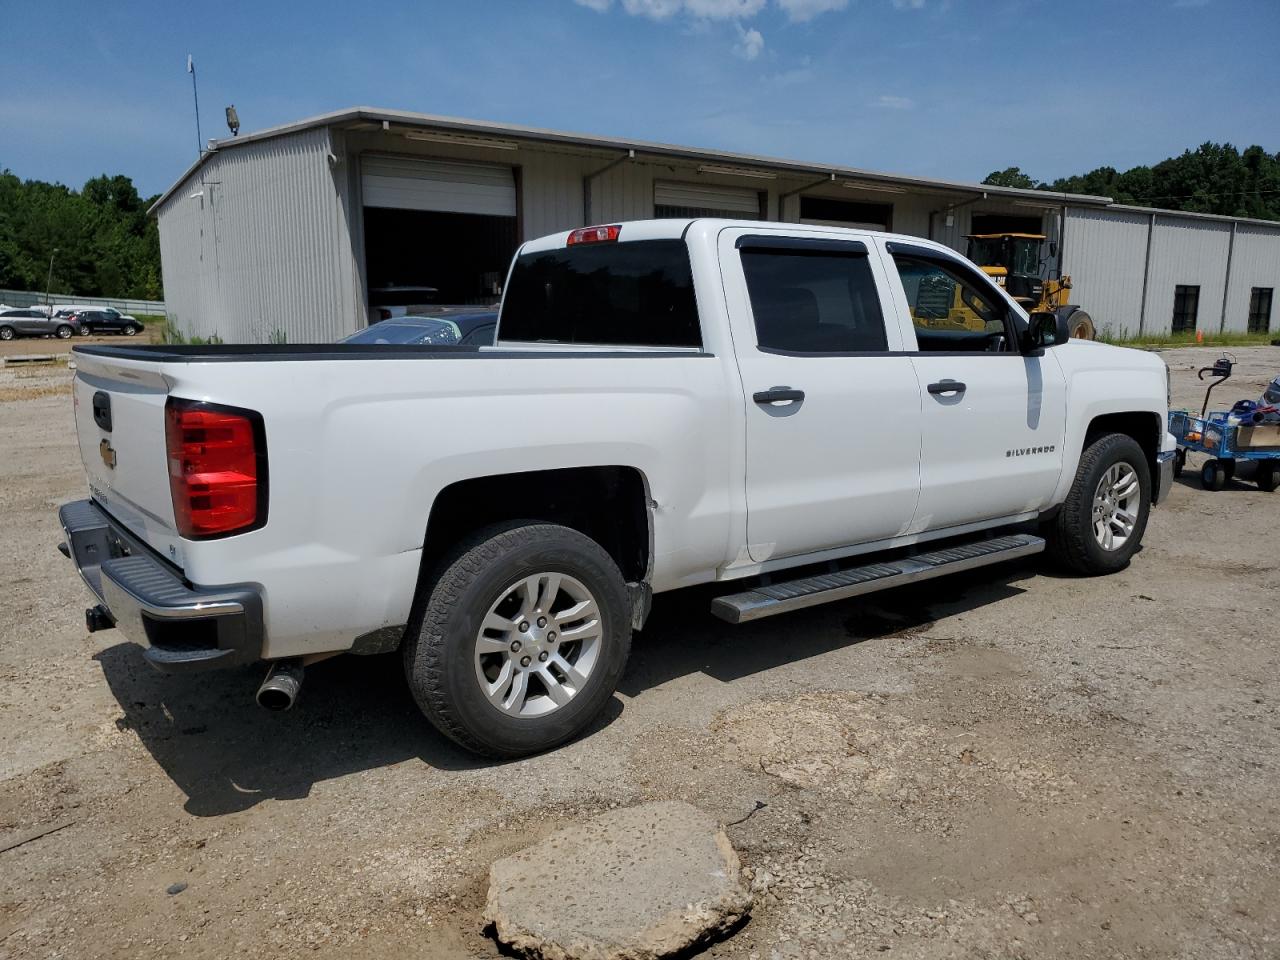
[484,800,752,960]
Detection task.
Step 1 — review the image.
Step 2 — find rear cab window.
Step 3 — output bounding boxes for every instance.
[498,239,701,348]
[739,240,889,354]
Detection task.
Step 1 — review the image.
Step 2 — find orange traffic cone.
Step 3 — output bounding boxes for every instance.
[1196,329,1204,344]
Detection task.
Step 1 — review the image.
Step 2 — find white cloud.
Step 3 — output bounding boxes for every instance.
[621,0,686,17]
[617,0,766,16]
[573,0,613,10]
[874,94,915,109]
[775,0,849,21]
[734,23,765,59]
[689,0,767,16]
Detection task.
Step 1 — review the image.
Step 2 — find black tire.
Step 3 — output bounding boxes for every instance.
[1221,459,1236,481]
[1045,433,1151,575]
[1068,309,1096,341]
[404,521,631,758]
[55,324,73,339]
[1258,463,1279,493]
[1201,460,1226,491]
[0,326,14,341]
[77,325,91,336]
[1173,448,1186,478]
[123,324,140,336]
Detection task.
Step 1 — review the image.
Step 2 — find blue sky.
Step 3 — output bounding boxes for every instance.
[2,0,1277,198]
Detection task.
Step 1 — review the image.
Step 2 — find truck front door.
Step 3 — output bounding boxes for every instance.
[719,229,922,564]
[884,242,1067,532]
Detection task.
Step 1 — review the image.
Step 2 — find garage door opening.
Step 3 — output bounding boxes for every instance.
[361,156,519,313]
[970,213,1044,236]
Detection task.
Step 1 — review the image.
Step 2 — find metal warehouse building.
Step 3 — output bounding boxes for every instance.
[151,106,1280,343]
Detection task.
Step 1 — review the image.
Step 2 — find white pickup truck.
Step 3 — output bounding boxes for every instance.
[60,219,1175,757]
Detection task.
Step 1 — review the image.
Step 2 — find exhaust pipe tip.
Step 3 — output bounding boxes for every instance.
[256,659,304,712]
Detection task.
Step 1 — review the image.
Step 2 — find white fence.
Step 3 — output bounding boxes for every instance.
[0,289,166,316]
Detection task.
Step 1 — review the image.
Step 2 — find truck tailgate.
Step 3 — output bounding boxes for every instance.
[72,351,184,568]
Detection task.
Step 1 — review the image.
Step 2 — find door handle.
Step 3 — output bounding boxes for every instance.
[753,387,805,405]
[927,380,966,396]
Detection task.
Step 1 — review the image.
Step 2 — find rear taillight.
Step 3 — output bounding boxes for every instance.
[566,224,620,245]
[164,399,266,538]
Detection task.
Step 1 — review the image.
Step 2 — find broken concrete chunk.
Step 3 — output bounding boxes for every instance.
[485,800,752,960]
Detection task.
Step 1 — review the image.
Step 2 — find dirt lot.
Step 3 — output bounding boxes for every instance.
[1,345,1277,959]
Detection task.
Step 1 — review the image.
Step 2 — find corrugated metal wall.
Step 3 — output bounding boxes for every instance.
[1223,225,1280,333]
[1143,215,1232,336]
[155,128,359,344]
[1063,207,1151,338]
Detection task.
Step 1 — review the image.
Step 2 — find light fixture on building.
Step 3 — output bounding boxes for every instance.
[402,130,519,151]
[225,105,240,137]
[697,163,777,180]
[842,180,907,195]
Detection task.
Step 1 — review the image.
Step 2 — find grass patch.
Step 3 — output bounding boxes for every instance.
[0,383,71,402]
[1100,330,1277,349]
[135,314,166,326]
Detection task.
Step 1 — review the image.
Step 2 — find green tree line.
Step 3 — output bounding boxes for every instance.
[0,170,162,300]
[984,143,1280,221]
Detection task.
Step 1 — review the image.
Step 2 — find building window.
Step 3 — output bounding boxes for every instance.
[1172,285,1200,334]
[1248,287,1273,334]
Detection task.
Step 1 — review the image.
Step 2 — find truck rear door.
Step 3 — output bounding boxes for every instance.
[71,350,185,567]
[718,228,922,563]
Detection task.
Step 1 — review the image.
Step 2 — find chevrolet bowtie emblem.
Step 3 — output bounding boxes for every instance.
[99,439,117,470]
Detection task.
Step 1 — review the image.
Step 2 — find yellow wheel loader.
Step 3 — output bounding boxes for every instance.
[966,233,1096,340]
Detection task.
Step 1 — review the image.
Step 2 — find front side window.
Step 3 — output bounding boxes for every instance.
[893,256,1013,352]
[740,247,888,354]
[1173,285,1200,334]
[499,239,700,347]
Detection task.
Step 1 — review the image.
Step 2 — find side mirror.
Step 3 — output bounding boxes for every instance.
[1025,310,1070,352]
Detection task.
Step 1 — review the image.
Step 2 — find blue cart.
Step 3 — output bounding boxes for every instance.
[1169,357,1280,492]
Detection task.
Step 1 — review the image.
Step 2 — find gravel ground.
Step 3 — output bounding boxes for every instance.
[1,345,1277,959]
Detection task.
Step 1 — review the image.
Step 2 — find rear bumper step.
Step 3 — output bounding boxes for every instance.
[710,533,1045,624]
[58,499,264,672]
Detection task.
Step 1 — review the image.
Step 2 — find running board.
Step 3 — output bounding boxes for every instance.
[710,533,1045,624]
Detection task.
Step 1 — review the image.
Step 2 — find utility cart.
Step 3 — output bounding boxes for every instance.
[1169,356,1280,492]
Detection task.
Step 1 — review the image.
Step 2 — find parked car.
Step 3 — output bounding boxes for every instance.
[71,308,144,336]
[341,311,498,346]
[58,218,1176,758]
[0,307,80,340]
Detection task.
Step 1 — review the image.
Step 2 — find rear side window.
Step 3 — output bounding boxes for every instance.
[741,247,888,354]
[500,239,700,347]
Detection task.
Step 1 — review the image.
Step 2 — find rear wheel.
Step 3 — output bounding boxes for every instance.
[123,324,140,336]
[1257,462,1279,492]
[1201,460,1226,491]
[404,521,631,758]
[1069,309,1096,341]
[1045,433,1150,575]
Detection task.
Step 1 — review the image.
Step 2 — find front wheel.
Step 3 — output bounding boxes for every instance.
[1045,433,1151,575]
[1201,460,1226,491]
[55,324,73,339]
[404,521,632,758]
[0,326,14,341]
